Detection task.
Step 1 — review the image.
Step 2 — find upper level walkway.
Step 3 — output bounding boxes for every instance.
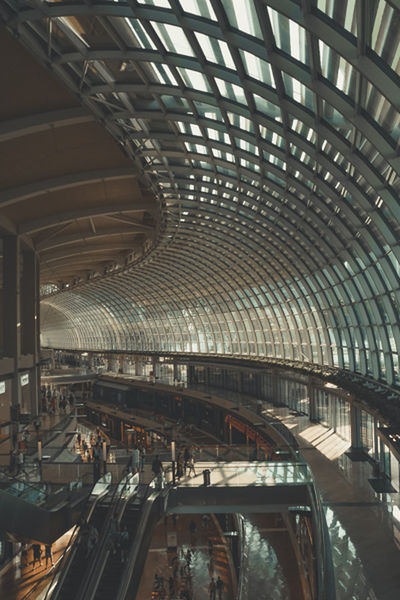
[94,372,400,600]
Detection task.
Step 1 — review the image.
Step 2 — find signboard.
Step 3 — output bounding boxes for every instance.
[20,373,29,386]
[0,381,5,394]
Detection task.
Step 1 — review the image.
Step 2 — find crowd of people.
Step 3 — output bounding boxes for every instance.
[75,427,111,463]
[151,516,226,600]
[20,542,54,570]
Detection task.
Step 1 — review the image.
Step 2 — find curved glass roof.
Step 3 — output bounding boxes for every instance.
[5,0,400,386]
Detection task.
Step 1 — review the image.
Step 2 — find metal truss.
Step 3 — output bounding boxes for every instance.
[3,0,400,389]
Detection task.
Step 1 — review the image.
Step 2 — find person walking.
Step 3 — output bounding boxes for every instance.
[176,451,184,479]
[183,446,190,474]
[188,455,196,477]
[45,544,54,567]
[140,446,146,472]
[151,454,164,490]
[216,576,224,600]
[132,446,140,473]
[32,544,42,568]
[17,450,25,475]
[209,577,217,600]
[119,526,129,563]
[151,454,163,476]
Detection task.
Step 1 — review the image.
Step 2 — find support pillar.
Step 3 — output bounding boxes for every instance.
[3,236,21,447]
[21,250,40,416]
[135,357,143,376]
[272,368,279,406]
[152,356,160,380]
[350,403,362,451]
[308,377,318,422]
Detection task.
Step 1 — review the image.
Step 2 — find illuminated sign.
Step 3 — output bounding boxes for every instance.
[20,373,29,386]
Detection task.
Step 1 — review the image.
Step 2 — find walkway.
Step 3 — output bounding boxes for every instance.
[0,529,71,600]
[187,384,400,600]
[97,374,400,597]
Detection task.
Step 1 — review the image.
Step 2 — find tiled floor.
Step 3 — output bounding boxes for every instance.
[0,530,71,600]
[136,513,235,599]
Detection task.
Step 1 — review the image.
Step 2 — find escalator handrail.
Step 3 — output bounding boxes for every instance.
[115,479,169,600]
[307,481,336,600]
[44,472,112,600]
[78,474,141,600]
[74,463,137,600]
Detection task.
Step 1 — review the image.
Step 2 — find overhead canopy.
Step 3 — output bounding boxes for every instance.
[0,27,157,285]
[1,1,400,386]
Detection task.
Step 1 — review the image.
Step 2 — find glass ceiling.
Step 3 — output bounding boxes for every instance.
[4,0,400,387]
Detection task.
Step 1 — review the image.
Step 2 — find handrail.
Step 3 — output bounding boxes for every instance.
[43,523,80,600]
[308,482,336,600]
[74,461,135,600]
[235,514,247,600]
[0,472,51,502]
[115,483,165,600]
[44,472,112,600]
[78,473,141,600]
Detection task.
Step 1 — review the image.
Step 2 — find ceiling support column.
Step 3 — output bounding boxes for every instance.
[21,249,41,416]
[3,235,21,446]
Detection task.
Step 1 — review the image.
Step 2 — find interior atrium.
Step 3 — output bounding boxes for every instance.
[0,1,400,599]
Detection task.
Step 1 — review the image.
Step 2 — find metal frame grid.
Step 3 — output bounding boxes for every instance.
[3,0,399,386]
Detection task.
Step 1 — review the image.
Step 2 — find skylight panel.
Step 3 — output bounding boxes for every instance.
[237,138,259,156]
[125,18,156,49]
[363,81,400,142]
[282,73,314,110]
[259,125,284,147]
[316,0,357,35]
[194,32,235,69]
[179,0,217,20]
[193,102,222,121]
[190,124,202,136]
[178,67,210,92]
[148,62,178,85]
[319,41,354,96]
[221,0,262,39]
[215,78,246,104]
[207,128,220,141]
[137,0,170,6]
[227,113,253,134]
[267,8,308,65]
[151,22,194,56]
[335,56,353,95]
[253,95,281,121]
[240,50,275,87]
[371,1,391,55]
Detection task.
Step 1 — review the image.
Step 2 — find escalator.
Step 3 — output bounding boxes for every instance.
[55,500,111,600]
[49,472,138,600]
[92,487,148,600]
[47,473,115,600]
